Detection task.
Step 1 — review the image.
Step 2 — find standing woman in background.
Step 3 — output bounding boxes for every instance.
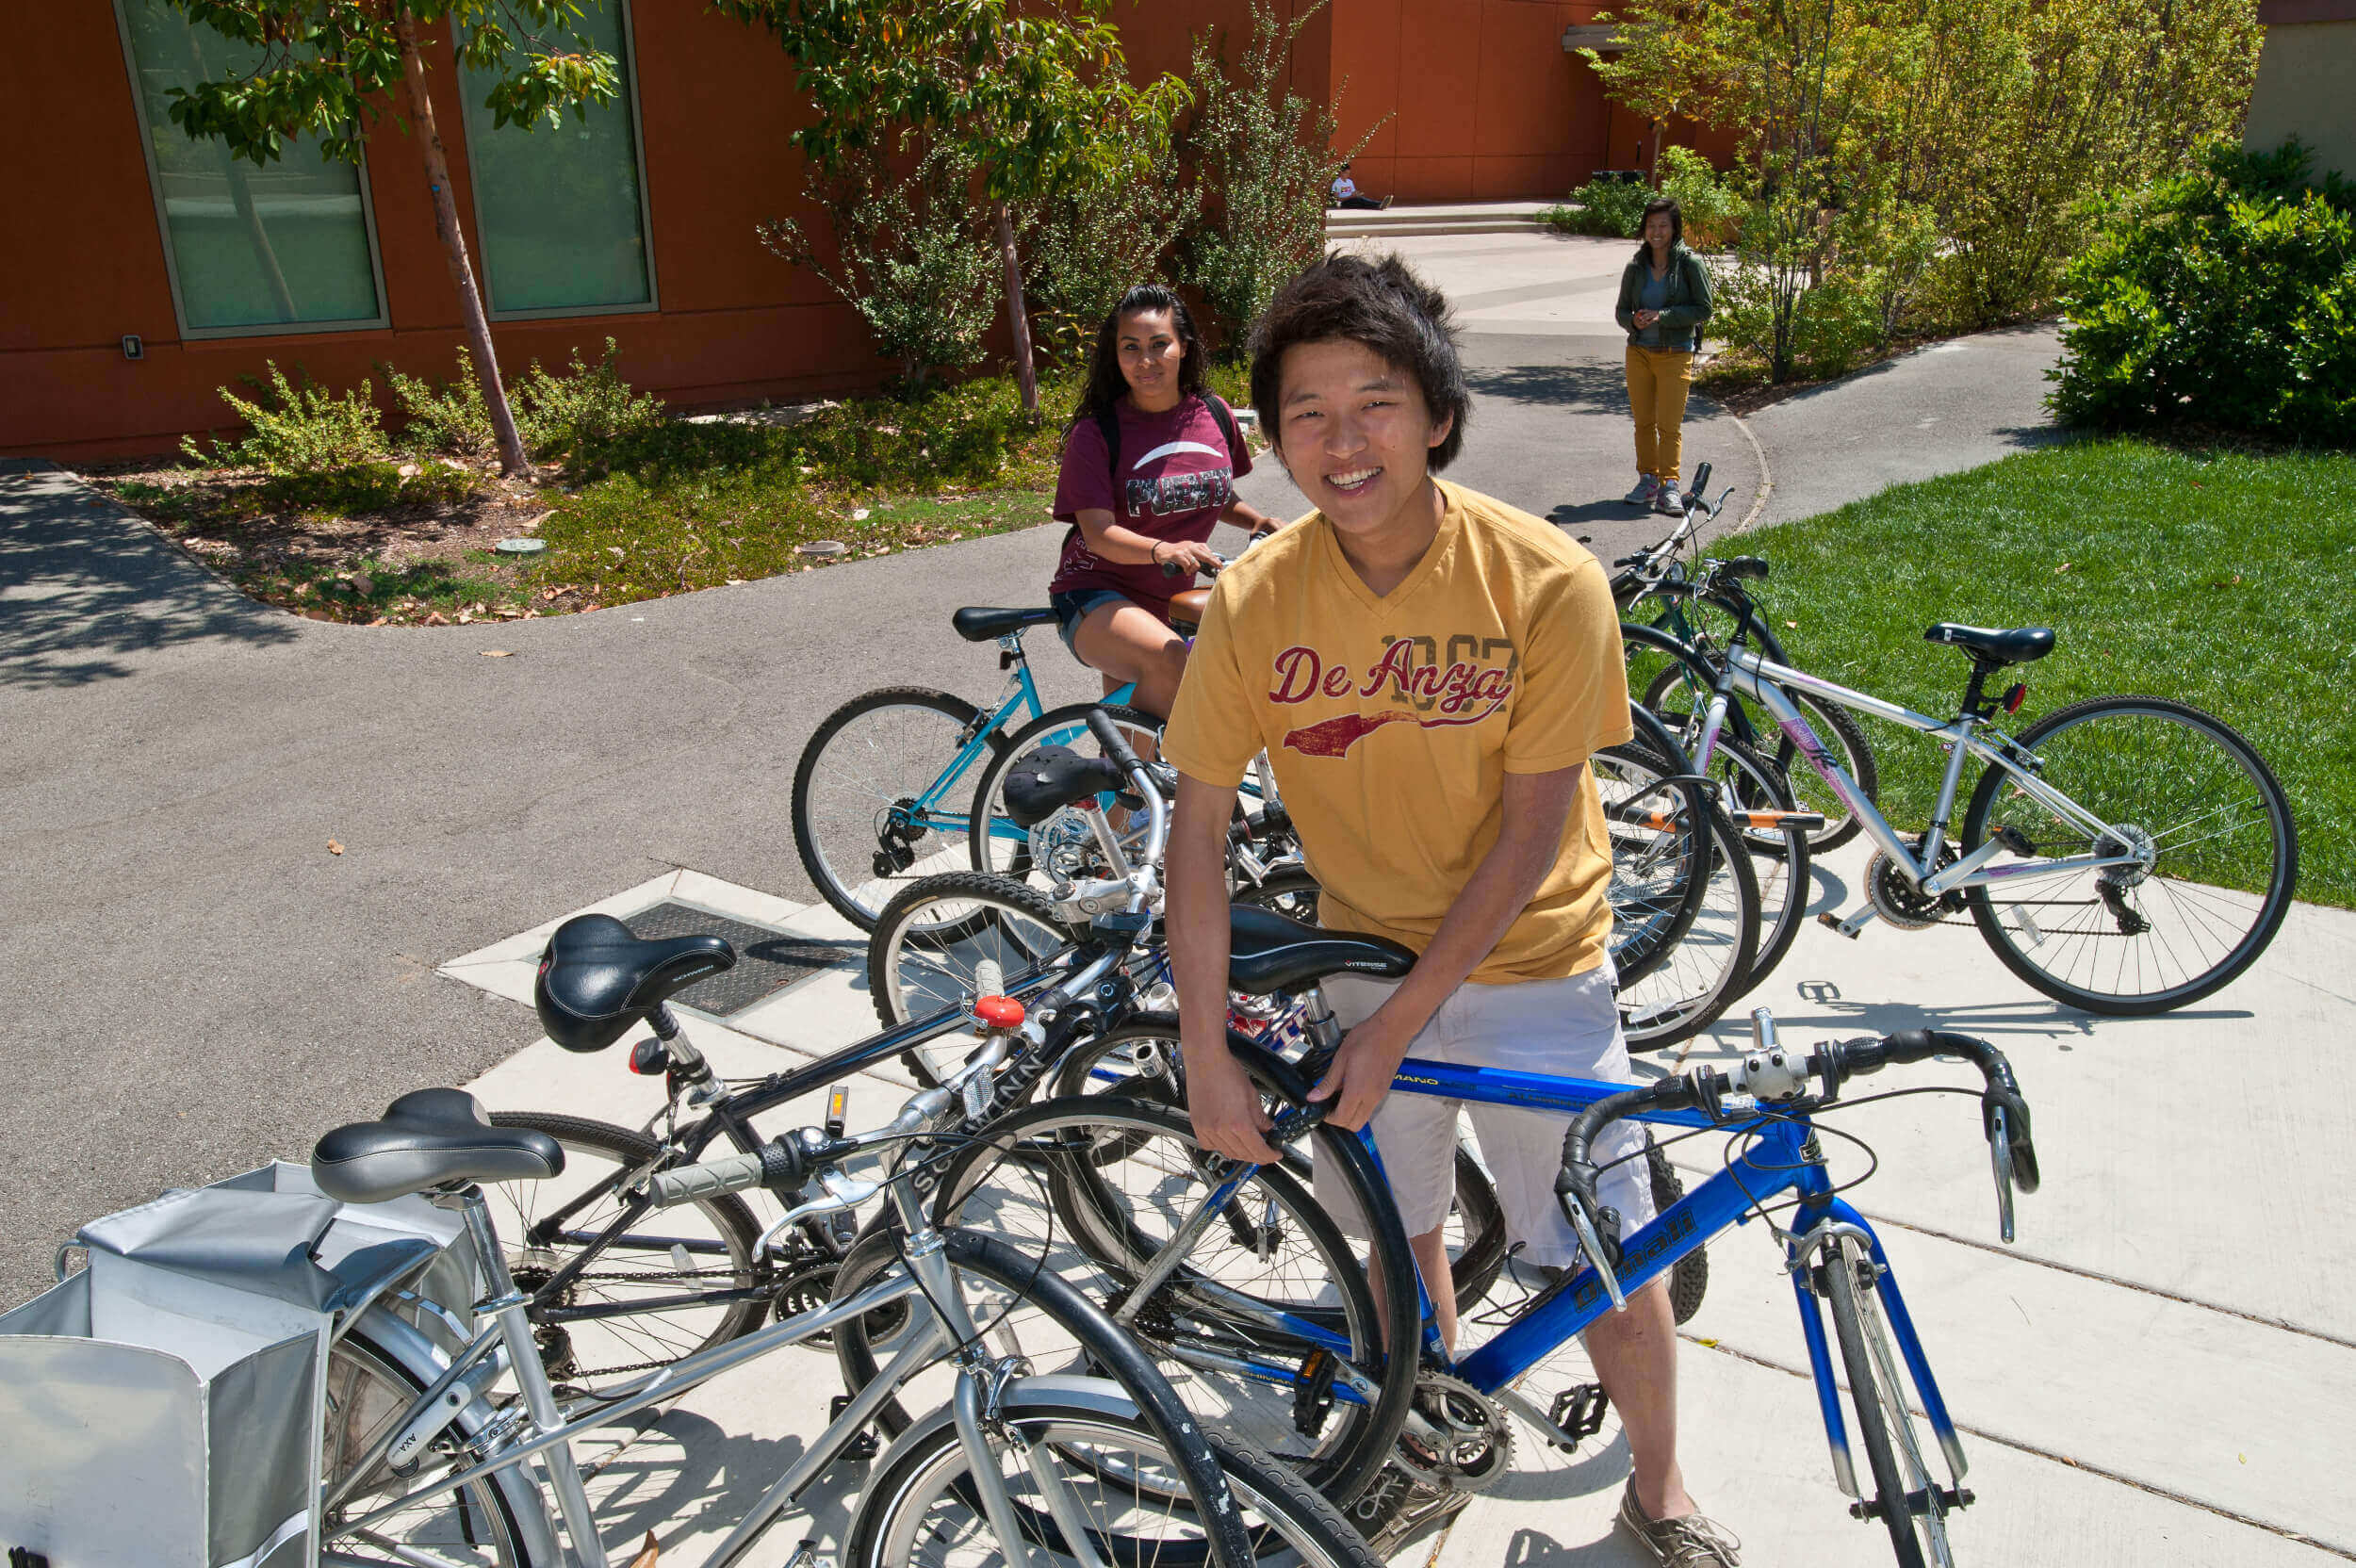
[1616,197,1714,518]
[1048,284,1282,720]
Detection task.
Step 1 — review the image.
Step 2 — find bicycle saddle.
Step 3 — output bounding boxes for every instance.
[1227,905,1416,996]
[534,912,734,1053]
[953,606,1058,642]
[1167,587,1213,629]
[1924,623,2055,666]
[1002,744,1128,828]
[312,1087,563,1204]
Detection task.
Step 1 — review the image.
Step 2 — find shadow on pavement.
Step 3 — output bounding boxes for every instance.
[1465,362,1634,415]
[0,460,299,688]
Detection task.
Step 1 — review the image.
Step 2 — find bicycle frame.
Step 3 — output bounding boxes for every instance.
[1694,645,2140,900]
[1175,1056,1968,1509]
[904,631,1140,838]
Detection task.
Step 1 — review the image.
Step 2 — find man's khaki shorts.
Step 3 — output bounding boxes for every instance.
[1311,964,1654,1271]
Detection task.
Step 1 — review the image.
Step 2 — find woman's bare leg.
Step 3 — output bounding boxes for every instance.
[1072,600,1188,719]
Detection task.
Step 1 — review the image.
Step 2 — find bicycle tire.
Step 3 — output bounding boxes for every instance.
[1819,1237,1943,1568]
[1961,694,2298,1015]
[1595,738,1714,988]
[968,702,1166,884]
[1704,735,1811,995]
[1234,861,1321,922]
[483,1111,769,1388]
[1620,777,1759,1052]
[849,1403,1382,1568]
[794,686,1000,931]
[843,1092,1422,1507]
[866,871,1083,1084]
[320,1324,551,1566]
[1047,1015,1511,1318]
[1644,1136,1710,1327]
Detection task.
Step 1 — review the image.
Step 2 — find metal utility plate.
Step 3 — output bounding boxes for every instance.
[621,901,842,1017]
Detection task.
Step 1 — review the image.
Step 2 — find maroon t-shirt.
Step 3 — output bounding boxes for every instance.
[1049,394,1252,618]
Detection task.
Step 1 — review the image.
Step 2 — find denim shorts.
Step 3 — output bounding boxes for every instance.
[1049,588,1132,656]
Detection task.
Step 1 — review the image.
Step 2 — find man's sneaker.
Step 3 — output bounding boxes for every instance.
[1624,476,1661,508]
[1655,482,1688,516]
[1618,1479,1742,1567]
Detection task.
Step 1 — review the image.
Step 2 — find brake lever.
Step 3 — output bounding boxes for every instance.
[1987,1105,2019,1244]
[1563,1196,1628,1313]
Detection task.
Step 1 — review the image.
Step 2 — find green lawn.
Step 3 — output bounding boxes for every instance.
[1646,438,2353,907]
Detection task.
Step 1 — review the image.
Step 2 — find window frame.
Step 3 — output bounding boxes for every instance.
[462,0,662,322]
[109,0,394,341]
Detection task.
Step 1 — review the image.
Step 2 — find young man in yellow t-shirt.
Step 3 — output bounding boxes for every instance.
[1161,253,1740,1567]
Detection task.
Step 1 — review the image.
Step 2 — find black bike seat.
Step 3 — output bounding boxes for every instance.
[1227,905,1415,996]
[312,1087,563,1204]
[1924,623,2055,666]
[953,607,1058,642]
[1001,745,1126,828]
[534,912,733,1053]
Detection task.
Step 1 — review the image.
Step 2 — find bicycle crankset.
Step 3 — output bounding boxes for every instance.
[1392,1371,1513,1494]
[1865,845,1964,930]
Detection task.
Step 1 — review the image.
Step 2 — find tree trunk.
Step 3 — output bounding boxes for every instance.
[395,11,531,477]
[994,202,1039,417]
[1648,118,1663,183]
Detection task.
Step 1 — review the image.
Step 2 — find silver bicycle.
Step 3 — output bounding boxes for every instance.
[1643,549,2298,1014]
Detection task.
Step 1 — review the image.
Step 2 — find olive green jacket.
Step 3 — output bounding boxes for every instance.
[1614,242,1714,352]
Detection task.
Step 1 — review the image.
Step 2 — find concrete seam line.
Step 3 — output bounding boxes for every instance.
[1686,1333,2355,1560]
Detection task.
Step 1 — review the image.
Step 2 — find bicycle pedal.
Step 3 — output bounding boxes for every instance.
[1816,911,1862,940]
[1993,825,2035,857]
[1293,1347,1340,1440]
[1544,1382,1610,1450]
[827,1395,879,1463]
[784,1538,837,1568]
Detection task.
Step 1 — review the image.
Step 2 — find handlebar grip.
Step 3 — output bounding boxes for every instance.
[1690,461,1712,498]
[1158,556,1186,578]
[643,1139,804,1206]
[1086,706,1149,781]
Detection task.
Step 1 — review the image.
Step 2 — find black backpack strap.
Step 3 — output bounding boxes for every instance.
[1202,392,1242,466]
[1095,404,1123,497]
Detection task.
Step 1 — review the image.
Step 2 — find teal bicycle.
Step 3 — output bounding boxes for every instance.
[791,603,1150,929]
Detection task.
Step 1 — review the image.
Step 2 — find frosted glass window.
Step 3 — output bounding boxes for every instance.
[460,0,654,315]
[118,0,384,333]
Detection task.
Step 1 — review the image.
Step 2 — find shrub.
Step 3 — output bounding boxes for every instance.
[1024,134,1202,366]
[1709,258,1882,381]
[1182,0,1358,356]
[761,140,999,389]
[386,350,499,461]
[513,339,667,469]
[1657,146,1743,251]
[1547,176,1655,238]
[187,361,392,475]
[2050,140,2356,442]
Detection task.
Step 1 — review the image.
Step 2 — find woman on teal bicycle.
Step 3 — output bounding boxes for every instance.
[1050,284,1284,718]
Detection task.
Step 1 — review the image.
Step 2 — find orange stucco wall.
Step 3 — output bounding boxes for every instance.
[4,0,1709,459]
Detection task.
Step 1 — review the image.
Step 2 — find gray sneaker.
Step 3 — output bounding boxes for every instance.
[1625,476,1661,508]
[1655,482,1688,517]
[1362,1478,1473,1557]
[1619,1480,1742,1566]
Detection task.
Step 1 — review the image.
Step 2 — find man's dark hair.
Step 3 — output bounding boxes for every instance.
[1247,252,1470,472]
[1072,283,1207,424]
[1640,197,1683,247]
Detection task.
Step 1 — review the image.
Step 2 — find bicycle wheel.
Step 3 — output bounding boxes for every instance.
[1819,1235,1952,1568]
[1595,742,1713,988]
[848,1405,1383,1568]
[1048,1015,1509,1317]
[319,1327,551,1566]
[1619,798,1759,1052]
[482,1112,768,1391]
[794,686,1000,930]
[1961,695,2298,1014]
[1235,861,1321,922]
[1705,735,1811,994]
[1641,659,1880,855]
[845,1094,1421,1506]
[969,703,1165,886]
[867,871,1082,1084]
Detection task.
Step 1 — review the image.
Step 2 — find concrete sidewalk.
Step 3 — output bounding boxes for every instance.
[416,838,2354,1568]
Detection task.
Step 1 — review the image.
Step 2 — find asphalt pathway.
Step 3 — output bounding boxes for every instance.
[0,303,2053,1304]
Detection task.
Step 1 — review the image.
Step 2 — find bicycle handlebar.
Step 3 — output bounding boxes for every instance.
[1553,1018,2037,1307]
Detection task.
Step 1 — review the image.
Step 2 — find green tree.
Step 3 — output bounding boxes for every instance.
[160,1,622,476]
[725,0,1189,416]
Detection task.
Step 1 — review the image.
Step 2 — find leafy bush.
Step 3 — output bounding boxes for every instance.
[187,362,393,475]
[1657,147,1743,251]
[1182,0,1359,356]
[385,350,499,461]
[1709,259,1882,381]
[512,340,667,469]
[2050,140,2356,442]
[1024,134,1202,365]
[761,140,999,388]
[1546,176,1655,238]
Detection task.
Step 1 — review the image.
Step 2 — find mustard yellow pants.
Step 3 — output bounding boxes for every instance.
[1626,345,1695,484]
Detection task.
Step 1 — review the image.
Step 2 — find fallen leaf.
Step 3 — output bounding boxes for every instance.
[608,546,626,558]
[457,611,473,624]
[541,587,564,600]
[2054,562,2070,574]
[366,617,387,627]
[852,507,872,521]
[399,463,421,478]
[424,611,449,626]
[1784,619,1797,629]
[480,648,515,658]
[327,840,345,856]
[726,577,746,586]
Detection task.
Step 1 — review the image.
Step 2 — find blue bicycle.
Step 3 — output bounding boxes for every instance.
[933,1000,2037,1568]
[790,604,1147,928]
